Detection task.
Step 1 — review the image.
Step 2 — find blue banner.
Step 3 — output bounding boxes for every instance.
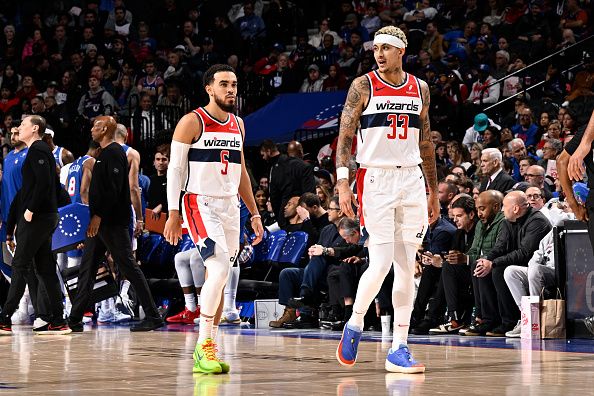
[243,90,347,146]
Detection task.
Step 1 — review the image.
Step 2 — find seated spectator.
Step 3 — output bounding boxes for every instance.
[316,184,331,210]
[462,113,500,149]
[156,83,191,128]
[78,75,116,124]
[255,188,276,227]
[512,107,539,147]
[322,64,348,92]
[315,35,341,71]
[270,196,348,328]
[340,13,370,44]
[536,121,562,151]
[509,138,538,181]
[429,196,478,334]
[147,144,169,220]
[309,18,341,48]
[115,74,139,116]
[137,60,165,99]
[361,3,381,35]
[518,156,537,181]
[503,206,574,337]
[422,22,445,61]
[235,0,266,41]
[0,64,21,93]
[438,181,458,220]
[538,138,562,178]
[525,165,553,201]
[446,141,471,169]
[435,142,452,167]
[474,191,551,336]
[410,212,457,334]
[300,64,326,93]
[15,75,38,101]
[0,86,19,114]
[298,192,330,233]
[560,109,578,144]
[464,190,504,336]
[281,196,319,249]
[525,186,552,220]
[266,53,298,95]
[466,64,500,106]
[479,148,516,193]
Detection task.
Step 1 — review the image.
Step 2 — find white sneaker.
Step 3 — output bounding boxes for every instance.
[11,309,31,325]
[193,317,200,325]
[97,308,114,323]
[112,309,131,323]
[82,316,93,324]
[33,318,47,328]
[505,320,522,338]
[219,311,241,326]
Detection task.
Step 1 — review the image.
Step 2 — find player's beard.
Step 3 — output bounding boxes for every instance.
[215,95,236,113]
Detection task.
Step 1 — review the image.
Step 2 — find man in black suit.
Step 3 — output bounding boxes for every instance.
[479,148,516,194]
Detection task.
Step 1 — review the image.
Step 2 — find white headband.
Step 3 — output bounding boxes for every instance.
[373,33,406,48]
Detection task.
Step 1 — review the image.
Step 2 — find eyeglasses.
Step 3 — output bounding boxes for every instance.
[527,194,542,199]
[543,147,555,150]
[525,174,542,178]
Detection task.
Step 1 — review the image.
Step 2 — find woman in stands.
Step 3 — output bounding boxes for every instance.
[255,189,276,227]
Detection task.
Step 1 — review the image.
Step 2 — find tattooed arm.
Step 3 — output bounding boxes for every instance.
[336,76,369,218]
[418,79,440,224]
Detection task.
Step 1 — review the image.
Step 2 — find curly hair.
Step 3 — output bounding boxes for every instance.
[375,26,408,47]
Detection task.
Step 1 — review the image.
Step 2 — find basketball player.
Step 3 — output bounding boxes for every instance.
[66,141,100,205]
[43,128,74,168]
[164,64,263,374]
[335,26,439,373]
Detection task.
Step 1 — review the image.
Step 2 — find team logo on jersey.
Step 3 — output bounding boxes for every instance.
[203,137,241,148]
[375,101,419,112]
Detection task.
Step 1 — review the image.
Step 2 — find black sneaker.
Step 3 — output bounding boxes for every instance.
[68,319,84,333]
[409,319,434,335]
[486,324,513,337]
[35,322,72,335]
[130,318,165,332]
[464,322,493,336]
[288,295,314,309]
[282,315,317,329]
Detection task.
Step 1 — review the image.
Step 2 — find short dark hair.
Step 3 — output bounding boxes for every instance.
[329,195,339,208]
[203,64,235,87]
[260,139,277,152]
[440,181,459,195]
[155,143,170,159]
[451,195,476,214]
[519,156,537,166]
[28,115,46,136]
[299,192,321,208]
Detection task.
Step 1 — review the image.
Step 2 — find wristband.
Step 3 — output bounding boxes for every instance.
[336,167,349,181]
[251,214,261,221]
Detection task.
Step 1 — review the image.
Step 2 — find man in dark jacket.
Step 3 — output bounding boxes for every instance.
[479,148,516,194]
[260,140,316,227]
[474,191,551,336]
[0,115,70,335]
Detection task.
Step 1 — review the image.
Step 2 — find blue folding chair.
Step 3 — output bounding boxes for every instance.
[52,203,90,253]
[266,230,287,263]
[278,231,308,266]
[137,233,163,264]
[178,233,196,252]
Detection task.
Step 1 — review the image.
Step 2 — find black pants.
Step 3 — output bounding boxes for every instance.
[442,261,473,322]
[472,260,500,327]
[412,265,445,324]
[1,213,64,324]
[70,223,160,322]
[492,265,520,327]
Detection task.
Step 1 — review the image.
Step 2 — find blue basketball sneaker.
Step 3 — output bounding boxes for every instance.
[336,323,362,367]
[385,344,426,373]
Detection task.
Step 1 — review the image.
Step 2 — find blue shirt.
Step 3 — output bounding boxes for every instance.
[66,155,91,204]
[139,173,150,217]
[511,153,539,181]
[512,123,539,147]
[1,148,28,240]
[424,217,457,255]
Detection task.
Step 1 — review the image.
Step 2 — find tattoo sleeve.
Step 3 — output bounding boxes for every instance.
[418,81,438,195]
[336,76,369,169]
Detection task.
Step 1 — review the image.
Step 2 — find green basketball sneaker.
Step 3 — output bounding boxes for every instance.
[193,338,223,374]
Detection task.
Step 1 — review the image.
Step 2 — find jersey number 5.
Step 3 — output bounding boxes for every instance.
[386,114,409,140]
[220,150,229,175]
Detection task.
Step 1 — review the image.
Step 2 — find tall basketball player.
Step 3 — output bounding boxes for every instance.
[164,64,263,374]
[335,26,439,373]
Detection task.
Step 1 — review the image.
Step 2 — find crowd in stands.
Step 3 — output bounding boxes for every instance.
[0,0,592,336]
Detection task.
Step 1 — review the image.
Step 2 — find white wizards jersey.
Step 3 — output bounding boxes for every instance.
[185,107,243,197]
[356,71,423,168]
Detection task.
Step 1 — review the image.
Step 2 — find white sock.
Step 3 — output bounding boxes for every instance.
[348,242,393,331]
[184,293,197,312]
[121,280,131,296]
[223,266,240,314]
[198,314,214,344]
[212,324,219,341]
[391,242,417,350]
[196,295,201,306]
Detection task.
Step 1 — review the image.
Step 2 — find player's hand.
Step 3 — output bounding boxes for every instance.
[164,211,183,245]
[568,145,588,181]
[567,199,589,222]
[87,215,101,238]
[427,192,440,224]
[337,179,357,218]
[24,209,33,222]
[251,217,264,245]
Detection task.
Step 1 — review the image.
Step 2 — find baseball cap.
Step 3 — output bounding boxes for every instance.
[505,182,531,194]
[314,168,333,184]
[174,44,186,51]
[86,43,97,53]
[48,80,59,87]
[308,64,320,72]
[473,113,489,132]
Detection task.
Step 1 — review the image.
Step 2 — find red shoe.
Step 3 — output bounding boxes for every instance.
[166,307,199,324]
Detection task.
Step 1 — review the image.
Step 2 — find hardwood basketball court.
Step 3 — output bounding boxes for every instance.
[1,323,592,395]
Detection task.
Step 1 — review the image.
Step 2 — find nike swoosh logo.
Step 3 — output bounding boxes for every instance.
[375,86,386,91]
